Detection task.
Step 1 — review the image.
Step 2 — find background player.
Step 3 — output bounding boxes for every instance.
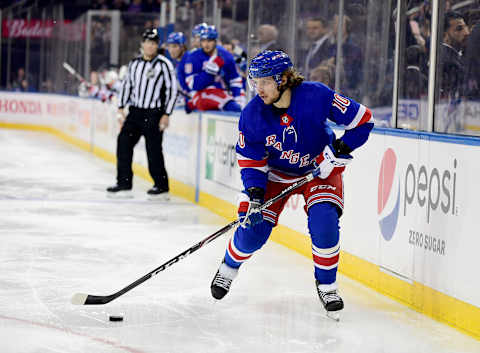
[184,25,245,112]
[166,32,191,111]
[210,50,374,318]
[190,22,208,49]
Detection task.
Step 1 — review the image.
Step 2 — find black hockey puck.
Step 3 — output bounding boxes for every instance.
[109,315,123,322]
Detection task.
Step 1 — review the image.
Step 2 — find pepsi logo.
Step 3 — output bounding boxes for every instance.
[378,148,400,241]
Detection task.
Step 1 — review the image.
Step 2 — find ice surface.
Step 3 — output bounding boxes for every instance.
[1,129,479,353]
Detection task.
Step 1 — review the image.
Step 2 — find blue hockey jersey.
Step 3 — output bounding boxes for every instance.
[236,81,374,191]
[184,46,243,98]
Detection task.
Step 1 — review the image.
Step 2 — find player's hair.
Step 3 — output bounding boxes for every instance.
[279,68,304,90]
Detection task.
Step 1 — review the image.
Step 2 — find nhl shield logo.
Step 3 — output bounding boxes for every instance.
[280,113,293,126]
[146,67,156,79]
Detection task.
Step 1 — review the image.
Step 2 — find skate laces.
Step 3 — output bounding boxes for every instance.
[212,272,232,290]
[318,290,340,303]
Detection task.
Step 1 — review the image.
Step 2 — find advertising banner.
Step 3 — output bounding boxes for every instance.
[163,110,200,187]
[339,131,480,308]
[1,19,73,38]
[203,115,242,192]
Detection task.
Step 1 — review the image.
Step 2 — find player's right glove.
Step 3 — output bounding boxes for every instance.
[313,140,353,179]
[204,55,225,75]
[237,187,265,229]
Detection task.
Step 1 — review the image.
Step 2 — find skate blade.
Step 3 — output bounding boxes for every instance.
[106,191,134,199]
[147,194,170,202]
[326,311,340,322]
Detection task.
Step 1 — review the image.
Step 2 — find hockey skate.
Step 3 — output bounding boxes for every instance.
[106,184,133,198]
[316,280,344,321]
[147,186,169,201]
[210,261,238,300]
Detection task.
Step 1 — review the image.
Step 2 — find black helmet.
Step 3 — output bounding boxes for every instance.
[142,28,159,42]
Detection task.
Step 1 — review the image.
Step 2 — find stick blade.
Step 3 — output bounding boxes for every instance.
[71,293,88,305]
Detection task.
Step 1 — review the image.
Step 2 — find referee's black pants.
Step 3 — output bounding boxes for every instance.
[116,107,169,190]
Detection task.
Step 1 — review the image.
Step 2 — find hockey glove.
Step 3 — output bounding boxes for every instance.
[204,55,225,75]
[234,94,246,109]
[237,187,265,229]
[313,141,353,179]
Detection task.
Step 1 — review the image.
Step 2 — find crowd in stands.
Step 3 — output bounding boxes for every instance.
[4,0,480,123]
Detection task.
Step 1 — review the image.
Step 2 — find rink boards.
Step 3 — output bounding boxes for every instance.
[1,91,479,339]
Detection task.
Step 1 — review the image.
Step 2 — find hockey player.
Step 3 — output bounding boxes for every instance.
[184,25,245,112]
[210,50,374,317]
[166,32,191,110]
[191,22,208,49]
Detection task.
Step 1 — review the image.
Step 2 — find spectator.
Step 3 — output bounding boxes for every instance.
[465,16,480,99]
[91,0,109,10]
[403,44,428,99]
[223,37,248,89]
[40,79,54,93]
[310,64,335,88]
[184,25,245,112]
[327,14,363,98]
[301,17,332,80]
[439,11,470,100]
[128,0,143,13]
[111,0,128,11]
[11,67,26,91]
[252,24,281,56]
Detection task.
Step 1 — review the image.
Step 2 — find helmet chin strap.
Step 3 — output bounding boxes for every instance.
[272,84,286,104]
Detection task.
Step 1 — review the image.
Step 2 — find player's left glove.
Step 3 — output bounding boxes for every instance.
[237,187,264,229]
[313,140,353,179]
[234,94,246,109]
[204,55,225,75]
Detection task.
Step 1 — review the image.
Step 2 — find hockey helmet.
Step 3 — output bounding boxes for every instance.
[104,70,118,85]
[166,32,186,45]
[248,50,293,86]
[192,22,208,37]
[142,28,159,42]
[199,25,218,40]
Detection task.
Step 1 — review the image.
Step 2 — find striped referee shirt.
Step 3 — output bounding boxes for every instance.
[118,54,178,114]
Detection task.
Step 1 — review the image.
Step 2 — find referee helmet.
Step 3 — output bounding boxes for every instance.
[142,28,160,42]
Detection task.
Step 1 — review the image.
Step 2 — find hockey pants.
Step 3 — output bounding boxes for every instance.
[224,202,340,285]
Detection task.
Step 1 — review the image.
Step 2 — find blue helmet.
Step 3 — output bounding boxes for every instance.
[192,22,208,37]
[199,25,218,40]
[166,32,186,45]
[248,50,293,86]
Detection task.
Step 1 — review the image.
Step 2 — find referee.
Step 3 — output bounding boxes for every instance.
[107,28,178,198]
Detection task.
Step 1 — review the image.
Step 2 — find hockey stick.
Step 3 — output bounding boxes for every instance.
[71,171,318,305]
[62,62,88,84]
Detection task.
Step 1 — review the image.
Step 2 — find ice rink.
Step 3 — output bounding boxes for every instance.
[1,129,479,353]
